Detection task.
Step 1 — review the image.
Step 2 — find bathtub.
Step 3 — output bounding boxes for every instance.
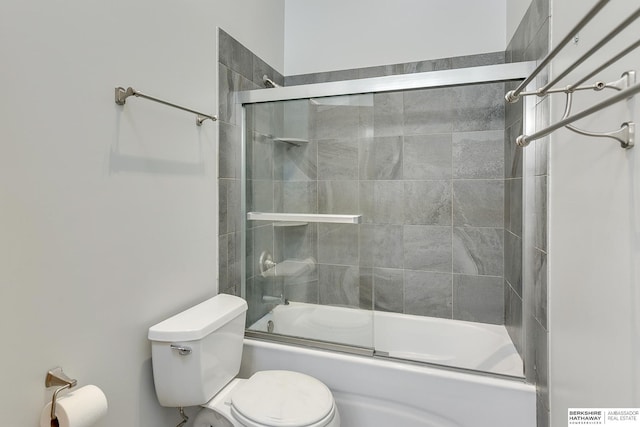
[249,302,523,377]
[240,339,536,427]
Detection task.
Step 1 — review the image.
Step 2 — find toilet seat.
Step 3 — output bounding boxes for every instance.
[230,370,336,427]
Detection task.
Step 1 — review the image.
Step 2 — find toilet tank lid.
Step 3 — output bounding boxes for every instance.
[148,294,248,342]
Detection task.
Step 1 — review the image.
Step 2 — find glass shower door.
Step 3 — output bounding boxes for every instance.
[238,61,531,377]
[243,94,374,350]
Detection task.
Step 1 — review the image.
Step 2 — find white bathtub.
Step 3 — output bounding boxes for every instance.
[240,339,536,427]
[249,302,523,377]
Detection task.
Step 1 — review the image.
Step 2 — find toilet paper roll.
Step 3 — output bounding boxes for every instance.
[40,385,108,427]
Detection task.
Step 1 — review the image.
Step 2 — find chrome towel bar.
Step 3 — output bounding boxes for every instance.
[505,0,611,103]
[567,38,640,92]
[506,0,640,149]
[537,6,640,96]
[516,80,639,148]
[115,86,217,126]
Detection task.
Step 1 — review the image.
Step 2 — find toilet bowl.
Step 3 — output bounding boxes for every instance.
[193,371,340,427]
[147,294,340,427]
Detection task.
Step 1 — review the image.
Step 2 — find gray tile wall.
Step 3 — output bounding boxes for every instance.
[246,51,509,326]
[219,45,510,327]
[217,28,284,327]
[368,81,506,325]
[286,54,510,325]
[505,0,550,426]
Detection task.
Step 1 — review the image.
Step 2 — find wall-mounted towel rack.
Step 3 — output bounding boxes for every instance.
[557,71,636,148]
[505,0,640,149]
[517,80,638,148]
[115,86,217,126]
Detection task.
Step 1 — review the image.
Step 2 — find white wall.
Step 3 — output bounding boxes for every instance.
[0,1,283,426]
[507,0,534,46]
[548,0,640,425]
[284,0,507,75]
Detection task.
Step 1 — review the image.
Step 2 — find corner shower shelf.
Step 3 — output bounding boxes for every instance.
[273,137,309,147]
[247,212,362,224]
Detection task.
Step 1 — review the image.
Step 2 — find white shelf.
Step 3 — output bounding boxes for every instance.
[247,212,362,224]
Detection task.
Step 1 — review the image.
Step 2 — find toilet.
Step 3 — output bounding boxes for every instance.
[148,294,340,427]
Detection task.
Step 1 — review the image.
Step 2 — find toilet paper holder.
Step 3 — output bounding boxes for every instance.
[45,367,78,421]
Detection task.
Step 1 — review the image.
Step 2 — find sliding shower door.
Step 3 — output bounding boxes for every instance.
[243,94,375,350]
[240,63,532,375]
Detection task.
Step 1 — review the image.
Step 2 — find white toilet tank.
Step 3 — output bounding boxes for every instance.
[148,294,248,407]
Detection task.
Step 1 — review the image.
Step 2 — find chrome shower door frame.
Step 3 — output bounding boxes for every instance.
[238,62,536,105]
[237,60,536,363]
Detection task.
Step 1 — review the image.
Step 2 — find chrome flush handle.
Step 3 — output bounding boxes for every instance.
[170,344,192,356]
